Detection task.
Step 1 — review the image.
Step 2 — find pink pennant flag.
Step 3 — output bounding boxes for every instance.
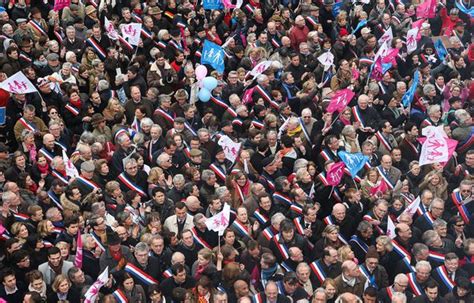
[53,0,71,11]
[381,48,399,65]
[352,67,360,81]
[370,179,389,196]
[0,224,5,235]
[327,89,355,114]
[412,19,425,41]
[370,56,384,81]
[418,126,449,166]
[416,0,436,18]
[74,229,83,268]
[326,162,346,186]
[386,215,396,239]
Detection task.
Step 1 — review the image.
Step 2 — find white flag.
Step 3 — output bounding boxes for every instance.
[406,27,419,54]
[104,17,118,40]
[217,135,241,164]
[84,267,109,303]
[397,196,421,221]
[205,204,230,235]
[318,51,334,71]
[121,23,142,46]
[419,126,449,166]
[0,71,37,94]
[249,60,273,79]
[375,40,389,60]
[386,216,396,239]
[378,27,393,46]
[63,150,79,178]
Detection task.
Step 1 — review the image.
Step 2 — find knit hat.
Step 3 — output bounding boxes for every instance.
[365,247,379,260]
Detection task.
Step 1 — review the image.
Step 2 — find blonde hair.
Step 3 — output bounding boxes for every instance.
[51,274,71,293]
[11,222,27,237]
[148,167,164,184]
[323,224,340,237]
[337,245,354,262]
[37,220,52,237]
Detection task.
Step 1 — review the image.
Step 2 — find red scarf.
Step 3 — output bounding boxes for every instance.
[37,162,49,174]
[70,97,82,108]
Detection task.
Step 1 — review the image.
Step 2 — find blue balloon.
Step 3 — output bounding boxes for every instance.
[202,77,218,91]
[198,88,211,102]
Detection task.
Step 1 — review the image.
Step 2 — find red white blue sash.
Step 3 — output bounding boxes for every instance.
[306,16,318,27]
[406,272,424,296]
[125,263,159,285]
[270,37,281,48]
[157,41,167,49]
[391,239,411,261]
[376,166,395,189]
[51,170,69,185]
[457,128,474,153]
[54,31,63,44]
[309,260,327,283]
[29,20,48,36]
[318,172,331,186]
[118,35,134,51]
[90,232,105,251]
[13,212,29,222]
[118,173,147,197]
[363,214,385,235]
[273,234,290,260]
[423,212,435,227]
[86,38,107,60]
[451,192,471,224]
[320,149,334,162]
[293,218,305,235]
[349,235,369,254]
[359,265,377,288]
[184,121,197,136]
[48,190,63,210]
[42,240,53,248]
[18,117,37,131]
[19,53,32,62]
[352,106,365,128]
[261,175,275,191]
[169,40,183,52]
[77,176,101,191]
[232,119,243,126]
[210,96,237,117]
[428,251,445,263]
[65,104,80,116]
[132,13,142,23]
[386,287,394,300]
[273,192,293,207]
[253,209,269,225]
[280,260,293,272]
[375,131,393,151]
[252,293,263,303]
[405,138,420,156]
[232,220,251,238]
[435,265,455,291]
[262,226,275,241]
[290,204,303,215]
[209,164,226,182]
[39,148,55,162]
[52,226,64,234]
[112,289,128,303]
[190,227,211,249]
[162,268,172,278]
[154,108,175,124]
[255,85,279,109]
[359,57,374,65]
[0,229,11,241]
[251,119,264,129]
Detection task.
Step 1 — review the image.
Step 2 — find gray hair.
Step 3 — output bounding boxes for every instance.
[156,153,170,166]
[62,62,72,69]
[415,260,431,272]
[1,191,15,204]
[51,156,63,170]
[455,109,471,125]
[341,125,356,137]
[293,158,309,173]
[215,186,228,199]
[271,213,286,226]
[427,104,441,116]
[422,230,439,247]
[21,129,35,141]
[201,170,216,182]
[432,218,447,229]
[412,243,429,258]
[116,133,130,145]
[172,174,185,184]
[140,117,153,128]
[65,51,76,62]
[392,292,407,303]
[357,220,373,233]
[423,84,435,96]
[80,131,95,145]
[256,74,268,85]
[134,242,150,253]
[123,157,137,168]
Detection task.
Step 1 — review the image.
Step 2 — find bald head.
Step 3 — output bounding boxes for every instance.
[43,133,55,148]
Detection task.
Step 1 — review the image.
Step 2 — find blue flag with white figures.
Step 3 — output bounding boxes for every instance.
[351,19,367,34]
[338,151,368,177]
[201,40,225,73]
[455,0,474,17]
[203,0,223,10]
[402,70,420,107]
[332,2,343,17]
[434,39,448,61]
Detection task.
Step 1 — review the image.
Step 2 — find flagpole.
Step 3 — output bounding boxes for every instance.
[328,186,334,199]
[352,178,359,190]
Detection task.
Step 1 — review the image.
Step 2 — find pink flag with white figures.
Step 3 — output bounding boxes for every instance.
[53,0,70,11]
[352,67,360,81]
[381,48,399,65]
[419,126,450,166]
[412,19,425,41]
[327,89,355,113]
[416,0,436,18]
[205,204,230,235]
[418,133,458,167]
[0,71,37,94]
[326,162,346,186]
[74,229,82,268]
[369,179,389,196]
[121,23,142,46]
[370,56,384,81]
[84,267,109,303]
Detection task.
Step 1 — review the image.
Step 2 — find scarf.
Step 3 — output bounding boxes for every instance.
[339,116,351,125]
[287,125,302,137]
[194,264,207,280]
[110,249,122,261]
[70,97,82,108]
[261,264,278,281]
[49,259,64,275]
[29,281,47,298]
[37,162,49,174]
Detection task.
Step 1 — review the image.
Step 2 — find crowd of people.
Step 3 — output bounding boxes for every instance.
[0,0,472,302]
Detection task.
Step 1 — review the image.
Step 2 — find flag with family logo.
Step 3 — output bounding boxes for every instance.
[434,39,448,61]
[121,23,142,46]
[203,0,223,10]
[201,40,225,73]
[0,71,37,94]
[205,204,231,235]
[419,126,449,166]
[326,162,346,186]
[406,27,419,54]
[327,89,355,114]
[455,0,474,17]
[338,151,369,177]
[401,69,419,107]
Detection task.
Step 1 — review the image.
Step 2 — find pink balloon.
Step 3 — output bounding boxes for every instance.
[195,65,208,81]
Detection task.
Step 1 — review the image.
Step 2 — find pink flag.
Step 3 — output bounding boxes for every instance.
[381,48,399,65]
[84,267,109,303]
[418,136,458,167]
[412,19,425,41]
[416,0,436,18]
[370,56,384,81]
[53,0,71,11]
[74,229,83,268]
[0,224,5,235]
[369,179,389,196]
[326,162,346,186]
[327,89,355,113]
[419,126,449,166]
[352,67,360,81]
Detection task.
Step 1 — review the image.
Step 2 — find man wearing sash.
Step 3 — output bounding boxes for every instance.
[293,204,324,246]
[27,8,48,42]
[374,120,398,156]
[99,231,133,273]
[253,194,277,230]
[152,94,175,133]
[323,203,355,241]
[160,264,196,298]
[13,105,48,144]
[252,75,279,111]
[86,24,110,60]
[191,214,218,249]
[377,273,414,303]
[117,158,148,198]
[398,122,421,163]
[76,161,101,196]
[350,221,374,263]
[406,261,434,297]
[446,180,473,219]
[269,220,308,263]
[351,94,379,144]
[209,146,232,186]
[414,199,445,234]
[127,242,161,292]
[360,248,389,290]
[431,253,468,296]
[377,155,401,188]
[317,135,342,171]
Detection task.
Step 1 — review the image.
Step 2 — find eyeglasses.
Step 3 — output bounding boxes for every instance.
[50,111,58,115]
[455,223,465,227]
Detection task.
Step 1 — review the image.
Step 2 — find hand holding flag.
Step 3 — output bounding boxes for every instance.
[205,204,231,235]
[327,89,355,114]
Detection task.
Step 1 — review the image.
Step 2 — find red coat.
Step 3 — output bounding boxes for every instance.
[289,25,309,50]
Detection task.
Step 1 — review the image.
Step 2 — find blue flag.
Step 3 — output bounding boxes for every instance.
[382,63,392,74]
[338,151,369,177]
[332,2,343,17]
[0,107,4,125]
[401,70,420,107]
[203,0,223,10]
[434,39,448,62]
[455,0,474,17]
[351,19,367,34]
[201,40,225,74]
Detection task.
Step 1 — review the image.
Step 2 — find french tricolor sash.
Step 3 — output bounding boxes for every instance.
[273,234,290,260]
[132,13,142,23]
[125,263,158,285]
[261,176,275,191]
[435,266,455,291]
[406,272,424,296]
[318,172,331,186]
[0,229,11,241]
[423,212,435,228]
[405,138,420,155]
[19,53,32,62]
[262,227,275,241]
[169,40,183,52]
[299,117,312,144]
[13,212,29,222]
[232,119,243,126]
[48,190,63,210]
[350,235,369,254]
[232,220,251,238]
[457,128,474,153]
[386,287,394,300]
[29,20,48,36]
[306,16,318,27]
[293,218,305,235]
[391,240,411,261]
[77,176,100,191]
[273,192,293,207]
[255,85,279,109]
[65,104,80,116]
[54,141,67,151]
[451,192,471,224]
[112,289,128,303]
[290,204,303,215]
[184,121,197,136]
[352,106,366,128]
[359,265,377,288]
[52,226,64,234]
[162,268,172,278]
[86,38,107,60]
[118,35,134,51]
[157,41,167,49]
[392,15,401,25]
[118,173,147,197]
[359,57,374,65]
[376,167,395,189]
[42,240,53,248]
[323,215,335,226]
[421,119,433,128]
[54,30,63,44]
[375,131,392,151]
[251,119,264,129]
[309,260,327,283]
[209,164,226,182]
[280,260,293,272]
[51,170,69,185]
[252,293,263,303]
[428,251,445,263]
[254,210,269,225]
[19,117,38,132]
[320,149,334,162]
[190,228,211,249]
[90,232,105,251]
[363,214,384,235]
[270,37,281,48]
[154,108,175,124]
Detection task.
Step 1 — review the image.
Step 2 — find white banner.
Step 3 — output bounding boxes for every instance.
[398,196,421,221]
[378,27,393,46]
[217,135,241,164]
[205,204,230,235]
[419,126,449,166]
[0,71,37,94]
[121,23,142,46]
[317,51,334,71]
[104,17,118,40]
[249,60,273,78]
[84,267,109,303]
[406,27,419,54]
